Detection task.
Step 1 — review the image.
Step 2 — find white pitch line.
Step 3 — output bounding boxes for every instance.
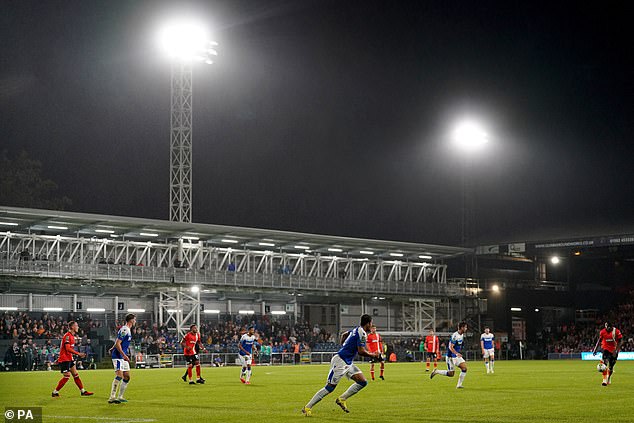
[48,416,156,423]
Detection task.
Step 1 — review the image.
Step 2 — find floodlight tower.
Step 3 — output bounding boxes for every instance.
[158,20,217,222]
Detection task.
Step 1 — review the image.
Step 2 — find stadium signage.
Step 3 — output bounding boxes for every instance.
[581,352,634,361]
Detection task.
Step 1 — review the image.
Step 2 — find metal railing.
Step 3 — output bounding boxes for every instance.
[136,352,339,367]
[0,259,465,297]
[132,349,514,368]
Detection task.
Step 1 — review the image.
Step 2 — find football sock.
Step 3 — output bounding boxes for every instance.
[241,367,246,378]
[110,376,122,399]
[73,374,84,390]
[196,364,201,378]
[246,368,252,382]
[306,387,330,409]
[426,359,430,370]
[485,361,489,372]
[490,360,494,371]
[370,363,375,379]
[436,370,448,376]
[340,380,367,400]
[457,370,467,387]
[187,367,193,380]
[55,375,70,392]
[118,378,129,399]
[433,360,438,369]
[380,362,384,377]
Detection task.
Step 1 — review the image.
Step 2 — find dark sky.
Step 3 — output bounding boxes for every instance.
[2,1,633,246]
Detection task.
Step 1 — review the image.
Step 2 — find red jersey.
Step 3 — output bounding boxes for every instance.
[58,331,78,362]
[182,332,202,356]
[599,328,623,353]
[425,335,439,353]
[367,332,383,354]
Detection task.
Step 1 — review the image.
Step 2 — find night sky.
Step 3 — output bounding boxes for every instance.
[2,1,633,247]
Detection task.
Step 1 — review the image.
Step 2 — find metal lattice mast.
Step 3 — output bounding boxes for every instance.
[170,61,193,223]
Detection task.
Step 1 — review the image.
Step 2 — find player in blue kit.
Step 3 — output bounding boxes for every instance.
[238,326,258,384]
[302,314,380,416]
[430,321,468,388]
[108,313,136,404]
[480,327,495,373]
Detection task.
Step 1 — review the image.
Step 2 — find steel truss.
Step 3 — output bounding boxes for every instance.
[402,298,437,332]
[1,232,447,284]
[170,61,193,223]
[158,289,200,337]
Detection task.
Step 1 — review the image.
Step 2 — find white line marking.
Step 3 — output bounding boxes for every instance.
[48,416,156,423]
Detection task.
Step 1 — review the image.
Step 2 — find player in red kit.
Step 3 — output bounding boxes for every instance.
[424,329,440,372]
[367,325,385,380]
[181,324,207,384]
[51,321,94,397]
[592,321,623,386]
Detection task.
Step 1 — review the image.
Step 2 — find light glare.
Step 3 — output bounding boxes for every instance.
[452,121,489,150]
[158,19,210,61]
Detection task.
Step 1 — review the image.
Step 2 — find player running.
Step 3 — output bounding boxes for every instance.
[367,325,385,380]
[238,326,258,384]
[424,329,440,372]
[480,327,495,373]
[592,321,623,386]
[430,321,468,388]
[51,321,94,397]
[181,324,207,385]
[302,314,380,416]
[108,313,136,404]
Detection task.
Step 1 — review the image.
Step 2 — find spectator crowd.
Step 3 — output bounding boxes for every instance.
[546,299,634,354]
[1,311,99,371]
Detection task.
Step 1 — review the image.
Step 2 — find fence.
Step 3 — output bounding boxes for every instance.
[133,349,512,368]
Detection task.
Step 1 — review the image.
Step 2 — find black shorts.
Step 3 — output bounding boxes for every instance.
[59,360,76,373]
[602,350,618,370]
[185,354,200,365]
[370,354,385,363]
[425,352,437,360]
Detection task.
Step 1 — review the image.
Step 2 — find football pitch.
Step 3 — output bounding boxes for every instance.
[0,361,631,422]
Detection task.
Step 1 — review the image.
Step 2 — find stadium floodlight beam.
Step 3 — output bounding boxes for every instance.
[158,18,218,223]
[452,120,489,151]
[450,118,490,251]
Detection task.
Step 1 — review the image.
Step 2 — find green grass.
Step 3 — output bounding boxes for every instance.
[0,360,631,422]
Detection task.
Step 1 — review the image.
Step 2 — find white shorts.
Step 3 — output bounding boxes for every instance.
[239,354,252,367]
[112,358,130,372]
[327,354,362,385]
[446,356,466,371]
[483,348,495,358]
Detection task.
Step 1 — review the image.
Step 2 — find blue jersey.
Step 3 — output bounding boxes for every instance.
[337,326,367,365]
[239,334,256,356]
[481,333,494,349]
[112,325,132,359]
[448,331,464,358]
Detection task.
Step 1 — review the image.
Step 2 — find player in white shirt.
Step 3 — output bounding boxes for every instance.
[238,326,258,384]
[430,321,468,388]
[480,327,495,373]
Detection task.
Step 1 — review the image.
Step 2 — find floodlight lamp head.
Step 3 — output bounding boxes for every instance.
[158,19,217,63]
[452,120,489,151]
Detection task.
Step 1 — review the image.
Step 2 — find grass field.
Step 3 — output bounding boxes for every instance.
[0,360,631,422]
